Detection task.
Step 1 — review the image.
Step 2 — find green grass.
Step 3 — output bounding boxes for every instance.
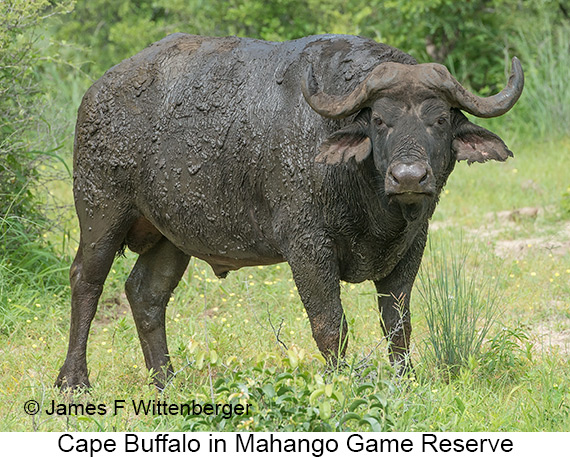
[1,135,569,431]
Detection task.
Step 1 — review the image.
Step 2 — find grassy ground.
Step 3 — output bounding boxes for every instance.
[1,136,569,432]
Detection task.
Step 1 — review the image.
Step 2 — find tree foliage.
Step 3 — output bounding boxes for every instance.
[0,0,73,263]
[54,0,569,92]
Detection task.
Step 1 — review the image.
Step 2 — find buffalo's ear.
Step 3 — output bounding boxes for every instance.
[315,110,372,165]
[452,110,513,164]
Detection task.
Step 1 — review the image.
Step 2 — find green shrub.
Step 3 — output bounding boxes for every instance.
[1,1,74,326]
[182,346,396,431]
[479,326,533,383]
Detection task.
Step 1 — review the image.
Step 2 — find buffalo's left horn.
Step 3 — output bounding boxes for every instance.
[301,63,401,119]
[442,57,524,118]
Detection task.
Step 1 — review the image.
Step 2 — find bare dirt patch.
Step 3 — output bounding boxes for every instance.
[96,292,131,325]
[531,322,570,355]
[467,207,570,259]
[494,237,570,259]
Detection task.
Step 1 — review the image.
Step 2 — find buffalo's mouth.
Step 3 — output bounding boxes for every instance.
[386,190,434,222]
[386,190,434,205]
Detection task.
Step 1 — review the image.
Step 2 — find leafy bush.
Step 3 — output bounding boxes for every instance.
[1,1,74,326]
[182,345,396,431]
[479,326,533,383]
[417,236,501,374]
[54,0,558,93]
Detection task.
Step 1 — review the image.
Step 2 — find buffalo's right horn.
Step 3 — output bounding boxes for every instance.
[301,63,401,119]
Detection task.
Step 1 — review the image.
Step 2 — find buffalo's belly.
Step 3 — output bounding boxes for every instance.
[137,197,285,276]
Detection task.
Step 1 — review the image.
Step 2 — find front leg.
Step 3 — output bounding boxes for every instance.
[374,227,427,372]
[286,236,347,366]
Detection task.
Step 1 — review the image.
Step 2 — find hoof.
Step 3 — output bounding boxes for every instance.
[55,365,91,391]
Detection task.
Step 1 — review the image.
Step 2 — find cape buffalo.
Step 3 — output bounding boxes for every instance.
[55,33,523,389]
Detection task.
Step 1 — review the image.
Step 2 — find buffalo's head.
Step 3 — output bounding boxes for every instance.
[302,58,524,220]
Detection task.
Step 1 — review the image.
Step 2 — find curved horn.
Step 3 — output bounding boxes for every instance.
[301,63,400,119]
[444,57,524,118]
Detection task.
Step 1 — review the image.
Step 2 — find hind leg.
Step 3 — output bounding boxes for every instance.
[125,237,190,389]
[56,226,130,389]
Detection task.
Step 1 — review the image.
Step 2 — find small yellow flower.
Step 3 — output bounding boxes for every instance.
[530,272,537,276]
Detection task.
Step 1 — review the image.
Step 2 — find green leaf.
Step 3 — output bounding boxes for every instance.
[309,388,325,405]
[262,384,276,399]
[356,383,375,395]
[348,399,368,412]
[454,396,466,414]
[359,415,383,432]
[319,399,332,420]
[338,412,362,426]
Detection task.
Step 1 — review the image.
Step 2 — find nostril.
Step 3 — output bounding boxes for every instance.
[390,171,400,184]
[419,171,429,184]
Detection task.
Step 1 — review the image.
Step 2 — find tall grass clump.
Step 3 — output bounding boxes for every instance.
[417,236,502,374]
[509,9,570,139]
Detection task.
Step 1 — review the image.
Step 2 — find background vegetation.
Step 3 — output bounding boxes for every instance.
[1,0,569,431]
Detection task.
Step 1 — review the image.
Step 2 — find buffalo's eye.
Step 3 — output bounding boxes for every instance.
[437,116,447,125]
[374,117,383,126]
